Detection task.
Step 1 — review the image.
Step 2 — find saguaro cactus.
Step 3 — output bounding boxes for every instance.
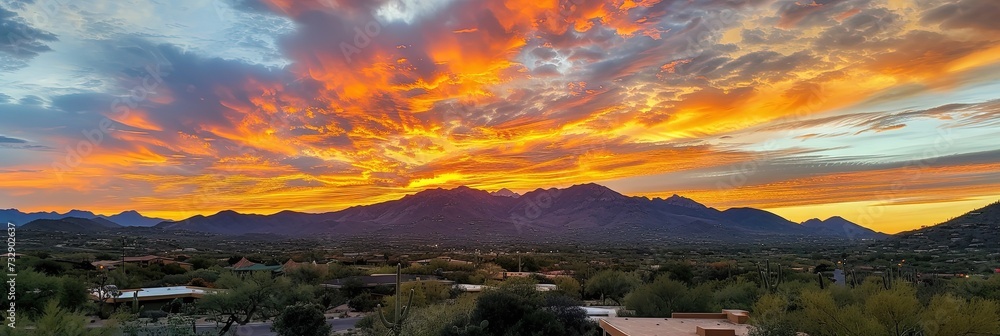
[756,260,783,293]
[377,263,415,336]
[882,267,898,290]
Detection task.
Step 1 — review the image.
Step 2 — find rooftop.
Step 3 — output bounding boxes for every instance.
[599,310,750,336]
[232,263,283,272]
[92,286,222,303]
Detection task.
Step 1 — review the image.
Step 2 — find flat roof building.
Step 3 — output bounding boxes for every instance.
[90,286,223,311]
[599,310,750,336]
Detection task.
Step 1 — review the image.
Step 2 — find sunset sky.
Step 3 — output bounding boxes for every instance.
[1,0,999,233]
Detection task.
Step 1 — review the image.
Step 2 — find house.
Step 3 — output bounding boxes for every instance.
[282,259,320,271]
[497,271,573,280]
[599,310,750,336]
[228,257,283,273]
[92,255,192,271]
[413,256,474,266]
[90,286,222,311]
[453,283,557,293]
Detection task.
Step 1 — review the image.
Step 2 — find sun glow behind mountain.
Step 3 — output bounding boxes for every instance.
[2,0,1000,233]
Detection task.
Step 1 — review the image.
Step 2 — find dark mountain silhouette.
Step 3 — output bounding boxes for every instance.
[21,217,121,232]
[154,183,885,242]
[1,209,98,225]
[100,210,166,227]
[1,209,164,227]
[801,216,888,239]
[490,188,520,198]
[720,208,810,234]
[892,201,1000,250]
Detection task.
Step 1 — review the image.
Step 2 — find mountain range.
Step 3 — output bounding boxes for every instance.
[8,185,999,247]
[5,184,891,242]
[1,209,165,227]
[145,183,887,242]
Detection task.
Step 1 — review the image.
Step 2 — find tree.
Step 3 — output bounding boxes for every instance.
[271,303,331,336]
[813,262,833,274]
[318,287,347,311]
[341,277,366,298]
[921,294,1000,336]
[349,292,381,312]
[161,263,188,275]
[386,280,450,307]
[658,262,695,284]
[371,294,480,336]
[798,289,883,336]
[471,285,541,336]
[473,263,504,284]
[584,270,640,305]
[864,282,921,336]
[32,259,67,276]
[58,277,90,312]
[188,257,215,270]
[27,301,116,336]
[623,277,688,316]
[449,283,598,336]
[552,276,582,299]
[0,271,81,318]
[542,294,598,335]
[287,263,328,285]
[197,271,291,335]
[748,294,796,336]
[714,280,760,311]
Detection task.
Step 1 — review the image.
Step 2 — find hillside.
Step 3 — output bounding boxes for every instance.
[891,201,1000,252]
[100,210,167,227]
[155,184,881,243]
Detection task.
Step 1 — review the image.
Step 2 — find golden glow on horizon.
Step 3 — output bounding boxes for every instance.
[766,195,1000,234]
[3,0,1000,233]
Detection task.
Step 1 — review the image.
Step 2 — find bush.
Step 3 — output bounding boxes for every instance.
[162,274,192,285]
[584,270,641,305]
[187,268,221,283]
[348,293,380,312]
[33,259,67,275]
[161,263,188,275]
[187,257,215,270]
[272,303,331,336]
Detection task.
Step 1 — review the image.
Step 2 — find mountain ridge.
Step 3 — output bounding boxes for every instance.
[152,183,884,242]
[0,209,166,227]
